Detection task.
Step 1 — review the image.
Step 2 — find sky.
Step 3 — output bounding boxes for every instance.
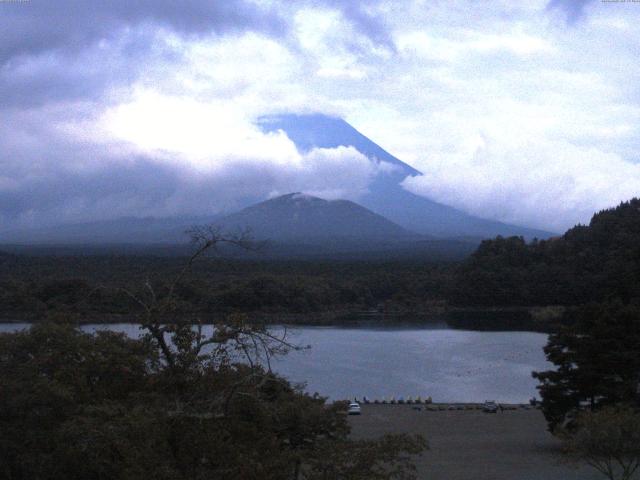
[1,0,640,232]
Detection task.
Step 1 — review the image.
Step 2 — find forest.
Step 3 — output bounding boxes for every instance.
[2,199,639,330]
[0,253,454,324]
[451,199,640,308]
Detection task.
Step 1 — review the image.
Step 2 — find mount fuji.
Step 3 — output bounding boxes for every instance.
[258,114,553,240]
[0,114,553,250]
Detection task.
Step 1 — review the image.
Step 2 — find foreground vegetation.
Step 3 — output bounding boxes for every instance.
[562,406,640,480]
[0,321,426,480]
[530,302,640,480]
[0,231,426,480]
[533,302,640,430]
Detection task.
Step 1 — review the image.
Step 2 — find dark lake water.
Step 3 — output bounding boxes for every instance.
[0,323,550,403]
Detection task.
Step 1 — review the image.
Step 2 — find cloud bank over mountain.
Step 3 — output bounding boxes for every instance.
[1,0,639,232]
[1,101,385,227]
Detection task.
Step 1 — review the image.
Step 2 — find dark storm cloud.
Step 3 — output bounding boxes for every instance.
[0,158,179,223]
[0,0,286,109]
[0,27,170,108]
[546,0,596,23]
[0,105,186,227]
[0,0,286,64]
[0,148,377,230]
[0,0,395,109]
[0,131,245,228]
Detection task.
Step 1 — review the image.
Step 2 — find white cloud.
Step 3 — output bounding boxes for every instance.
[100,90,301,169]
[396,29,553,62]
[2,0,640,231]
[403,136,640,231]
[96,88,387,197]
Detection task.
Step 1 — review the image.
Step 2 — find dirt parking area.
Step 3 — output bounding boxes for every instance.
[348,404,603,480]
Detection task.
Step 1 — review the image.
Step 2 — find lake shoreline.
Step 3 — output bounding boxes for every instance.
[1,323,550,403]
[0,305,564,333]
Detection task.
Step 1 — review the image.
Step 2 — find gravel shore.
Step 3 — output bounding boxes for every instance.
[348,404,603,480]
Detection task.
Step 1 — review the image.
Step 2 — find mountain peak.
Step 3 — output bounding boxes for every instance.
[276,192,326,204]
[216,192,414,242]
[258,113,421,177]
[259,113,554,240]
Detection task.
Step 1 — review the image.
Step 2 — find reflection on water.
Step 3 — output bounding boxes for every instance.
[0,323,549,403]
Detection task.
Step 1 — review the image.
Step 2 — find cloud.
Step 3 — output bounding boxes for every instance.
[402,135,640,232]
[546,0,597,24]
[314,0,395,50]
[1,0,640,232]
[0,29,167,108]
[0,92,388,229]
[0,0,287,110]
[0,0,285,64]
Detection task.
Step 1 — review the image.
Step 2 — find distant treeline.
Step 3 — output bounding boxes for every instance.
[2,198,639,325]
[451,198,640,307]
[0,255,453,322]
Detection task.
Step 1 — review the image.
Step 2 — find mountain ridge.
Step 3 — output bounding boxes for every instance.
[259,113,554,240]
[215,192,418,243]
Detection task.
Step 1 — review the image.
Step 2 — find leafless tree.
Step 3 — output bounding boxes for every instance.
[120,225,301,379]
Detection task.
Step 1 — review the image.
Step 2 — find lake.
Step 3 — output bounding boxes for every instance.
[0,323,550,403]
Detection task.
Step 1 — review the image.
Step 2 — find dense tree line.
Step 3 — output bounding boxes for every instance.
[532,302,640,431]
[531,302,640,479]
[452,199,640,307]
[4,198,640,320]
[0,256,454,321]
[442,198,640,467]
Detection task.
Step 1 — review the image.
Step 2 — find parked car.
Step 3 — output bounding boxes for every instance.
[348,402,361,415]
[483,401,498,413]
